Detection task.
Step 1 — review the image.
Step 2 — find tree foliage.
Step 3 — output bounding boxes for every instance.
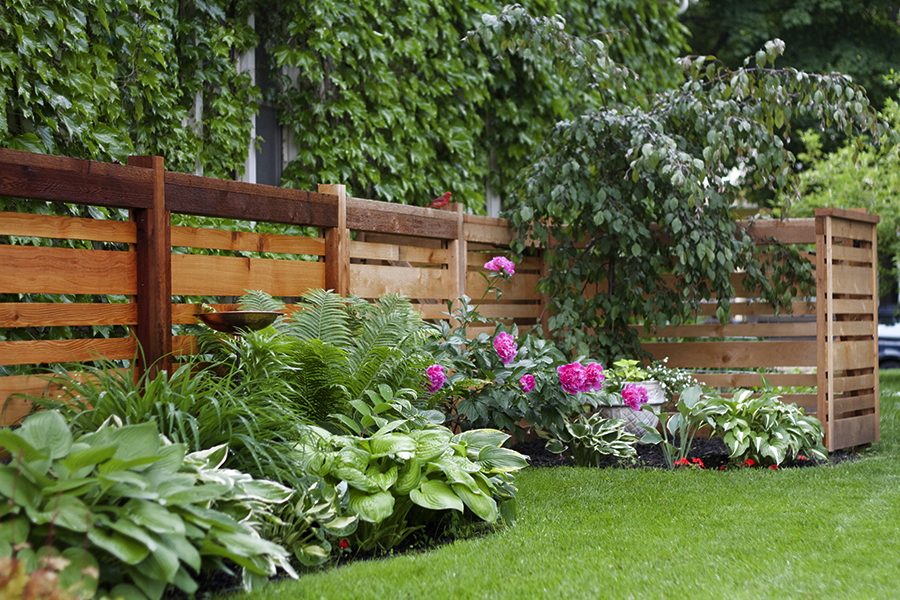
[503,31,896,360]
[787,99,900,300]
[680,0,900,111]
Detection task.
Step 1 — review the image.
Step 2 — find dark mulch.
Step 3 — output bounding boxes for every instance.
[510,436,860,470]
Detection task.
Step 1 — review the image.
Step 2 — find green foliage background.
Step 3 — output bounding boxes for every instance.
[0,0,687,208]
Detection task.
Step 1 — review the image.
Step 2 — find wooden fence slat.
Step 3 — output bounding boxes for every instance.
[635,321,817,339]
[320,183,350,296]
[831,245,875,264]
[832,340,878,371]
[0,245,136,294]
[826,219,877,242]
[171,226,325,255]
[832,320,875,337]
[350,264,448,299]
[829,265,875,296]
[691,372,817,388]
[695,301,817,317]
[644,340,817,368]
[466,272,542,300]
[171,254,326,296]
[738,218,816,244]
[349,240,450,265]
[833,394,876,416]
[0,211,136,243]
[0,303,136,328]
[0,338,136,366]
[833,374,876,393]
[831,299,875,315]
[830,413,879,449]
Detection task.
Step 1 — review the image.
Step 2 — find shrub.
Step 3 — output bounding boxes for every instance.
[545,413,639,467]
[0,411,297,599]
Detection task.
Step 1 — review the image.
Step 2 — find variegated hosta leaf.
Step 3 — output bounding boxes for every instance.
[347,488,395,524]
[476,446,529,473]
[409,480,464,512]
[409,428,453,462]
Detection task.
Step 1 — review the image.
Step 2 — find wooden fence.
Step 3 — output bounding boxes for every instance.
[0,149,879,450]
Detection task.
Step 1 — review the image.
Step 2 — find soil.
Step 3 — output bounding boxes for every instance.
[510,436,860,470]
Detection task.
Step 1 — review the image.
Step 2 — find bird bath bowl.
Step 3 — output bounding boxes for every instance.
[197,311,281,334]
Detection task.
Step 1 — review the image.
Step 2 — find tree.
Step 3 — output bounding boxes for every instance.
[485,15,896,360]
[680,0,900,111]
[787,99,900,301]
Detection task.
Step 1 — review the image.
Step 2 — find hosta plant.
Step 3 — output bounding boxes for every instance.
[639,385,712,469]
[0,411,297,600]
[545,413,639,467]
[293,421,528,553]
[688,383,828,466]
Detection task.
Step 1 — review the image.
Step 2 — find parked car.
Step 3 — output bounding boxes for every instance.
[880,303,900,370]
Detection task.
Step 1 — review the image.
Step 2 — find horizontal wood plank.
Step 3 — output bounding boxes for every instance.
[644,340,817,368]
[833,394,876,416]
[690,372,817,388]
[829,265,875,296]
[635,321,817,339]
[833,373,876,393]
[739,218,816,244]
[0,211,136,243]
[347,198,458,240]
[829,412,878,450]
[349,240,450,265]
[0,303,136,327]
[815,207,880,224]
[0,337,136,365]
[824,218,877,242]
[466,272,541,301]
[829,299,875,315]
[0,245,136,294]
[350,263,448,298]
[0,148,153,209]
[832,340,877,371]
[171,226,325,255]
[831,244,875,264]
[171,253,325,296]
[165,171,337,227]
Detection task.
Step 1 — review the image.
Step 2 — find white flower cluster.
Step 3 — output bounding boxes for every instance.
[645,358,698,398]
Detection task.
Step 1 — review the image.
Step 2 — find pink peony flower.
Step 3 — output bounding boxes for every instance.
[425,364,446,394]
[519,374,536,392]
[622,383,648,411]
[557,362,587,395]
[581,362,605,392]
[484,256,516,276]
[493,332,518,365]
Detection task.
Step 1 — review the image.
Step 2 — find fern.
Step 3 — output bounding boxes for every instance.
[239,289,287,312]
[287,289,352,348]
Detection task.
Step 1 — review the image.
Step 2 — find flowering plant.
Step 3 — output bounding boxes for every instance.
[425,258,595,439]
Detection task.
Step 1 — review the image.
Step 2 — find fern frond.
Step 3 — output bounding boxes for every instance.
[284,339,351,421]
[287,289,352,348]
[239,289,287,312]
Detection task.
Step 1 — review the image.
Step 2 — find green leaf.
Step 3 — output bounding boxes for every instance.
[16,411,72,459]
[451,482,498,522]
[347,488,394,523]
[368,433,417,458]
[476,446,529,473]
[409,429,452,462]
[410,480,464,512]
[88,527,151,565]
[452,429,509,455]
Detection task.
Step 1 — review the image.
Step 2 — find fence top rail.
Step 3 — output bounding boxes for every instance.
[814,207,880,224]
[0,147,154,209]
[347,196,458,240]
[164,171,338,228]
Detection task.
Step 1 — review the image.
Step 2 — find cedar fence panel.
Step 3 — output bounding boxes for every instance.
[0,149,881,449]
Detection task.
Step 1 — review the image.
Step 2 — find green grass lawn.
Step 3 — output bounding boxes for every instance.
[231,371,900,600]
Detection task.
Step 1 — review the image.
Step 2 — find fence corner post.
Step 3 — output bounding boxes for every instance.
[319,183,349,296]
[128,155,172,379]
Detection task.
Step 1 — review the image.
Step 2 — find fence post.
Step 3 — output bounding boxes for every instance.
[128,155,172,379]
[447,203,467,322]
[319,183,349,296]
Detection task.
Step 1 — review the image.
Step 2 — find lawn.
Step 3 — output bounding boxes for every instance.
[228,371,900,600]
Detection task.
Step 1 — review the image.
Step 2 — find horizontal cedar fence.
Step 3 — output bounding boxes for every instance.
[0,149,880,450]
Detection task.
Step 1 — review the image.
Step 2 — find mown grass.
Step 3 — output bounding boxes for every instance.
[229,371,900,600]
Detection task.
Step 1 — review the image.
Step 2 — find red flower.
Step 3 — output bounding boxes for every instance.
[339,538,349,549]
[742,458,755,467]
[691,458,705,469]
[769,465,778,471]
[674,457,690,467]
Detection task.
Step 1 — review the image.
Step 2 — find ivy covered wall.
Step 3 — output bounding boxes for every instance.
[1,0,687,210]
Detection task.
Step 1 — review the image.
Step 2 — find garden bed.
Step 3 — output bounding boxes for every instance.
[511,437,857,470]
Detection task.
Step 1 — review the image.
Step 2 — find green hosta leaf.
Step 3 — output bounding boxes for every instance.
[157,531,201,572]
[410,480,464,512]
[0,466,40,511]
[545,439,566,454]
[409,429,452,462]
[108,583,147,600]
[451,482,498,522]
[60,443,117,473]
[336,447,370,473]
[0,430,47,462]
[365,464,398,491]
[321,516,357,537]
[476,446,529,473]
[452,429,509,456]
[0,515,29,544]
[296,543,329,567]
[368,433,417,458]
[330,465,380,492]
[85,422,162,464]
[59,547,99,597]
[124,567,167,600]
[177,505,242,533]
[135,538,181,584]
[393,457,421,495]
[214,531,287,559]
[234,479,293,504]
[185,444,228,469]
[429,456,479,489]
[347,488,394,523]
[16,411,72,459]
[162,482,231,505]
[88,527,151,564]
[31,495,91,532]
